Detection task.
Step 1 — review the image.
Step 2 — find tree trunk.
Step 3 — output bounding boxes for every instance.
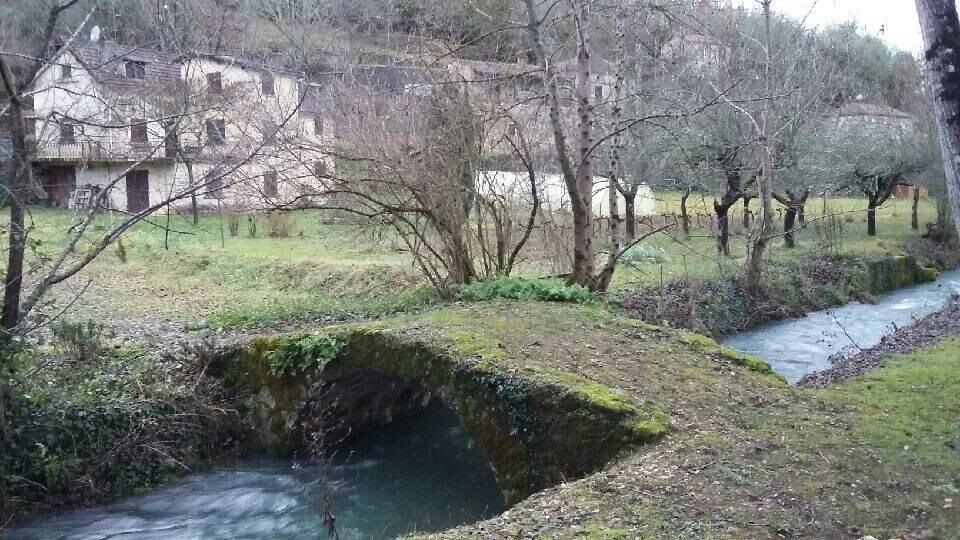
[680,188,691,238]
[191,193,199,225]
[522,0,595,287]
[798,202,806,226]
[742,196,752,229]
[784,205,797,248]
[916,0,960,240]
[0,94,30,341]
[744,0,775,294]
[714,201,732,256]
[912,188,920,230]
[569,0,596,287]
[867,199,878,236]
[595,53,627,294]
[624,194,637,242]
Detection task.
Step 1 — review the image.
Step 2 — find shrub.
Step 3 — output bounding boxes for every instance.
[247,214,259,238]
[458,277,596,304]
[50,320,107,363]
[620,244,666,265]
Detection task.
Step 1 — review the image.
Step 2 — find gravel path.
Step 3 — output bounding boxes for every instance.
[798,296,960,387]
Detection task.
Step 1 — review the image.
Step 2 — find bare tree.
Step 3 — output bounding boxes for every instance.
[915,0,960,239]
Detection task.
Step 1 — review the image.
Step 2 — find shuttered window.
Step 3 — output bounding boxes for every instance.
[261,73,275,96]
[130,118,148,143]
[207,72,223,93]
[205,119,226,145]
[263,170,278,198]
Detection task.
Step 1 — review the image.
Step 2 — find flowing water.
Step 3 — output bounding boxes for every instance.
[6,407,506,539]
[722,269,960,383]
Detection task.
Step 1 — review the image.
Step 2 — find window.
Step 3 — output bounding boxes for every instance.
[507,123,518,137]
[130,118,148,144]
[314,160,328,178]
[58,122,75,144]
[125,60,146,79]
[207,72,222,93]
[313,114,323,136]
[60,64,72,79]
[204,169,225,199]
[205,118,226,145]
[263,170,278,198]
[261,73,275,96]
[594,85,603,100]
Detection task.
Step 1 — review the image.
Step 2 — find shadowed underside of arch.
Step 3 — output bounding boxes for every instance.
[213,327,669,504]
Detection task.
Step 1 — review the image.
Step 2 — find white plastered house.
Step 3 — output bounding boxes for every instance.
[28,39,334,213]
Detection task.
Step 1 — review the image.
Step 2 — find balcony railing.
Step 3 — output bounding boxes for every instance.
[33,137,200,163]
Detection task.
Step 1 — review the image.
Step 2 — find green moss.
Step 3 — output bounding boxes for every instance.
[720,346,788,383]
[863,254,939,295]
[215,321,670,504]
[676,330,719,350]
[583,523,632,538]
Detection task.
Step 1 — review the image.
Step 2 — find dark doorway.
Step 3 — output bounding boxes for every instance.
[125,170,150,212]
[40,165,76,208]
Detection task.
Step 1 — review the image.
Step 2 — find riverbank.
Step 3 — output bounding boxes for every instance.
[621,251,948,338]
[4,300,958,538]
[799,297,960,387]
[426,303,960,539]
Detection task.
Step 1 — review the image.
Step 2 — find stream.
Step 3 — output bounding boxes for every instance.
[722,269,960,383]
[11,271,960,538]
[6,407,506,539]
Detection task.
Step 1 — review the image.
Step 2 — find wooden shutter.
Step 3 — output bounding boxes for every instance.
[263,170,278,198]
[130,119,148,143]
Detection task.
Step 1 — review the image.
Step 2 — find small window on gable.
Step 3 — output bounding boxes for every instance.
[594,84,603,100]
[204,169,225,199]
[263,170,278,198]
[130,118,148,144]
[125,60,146,79]
[59,122,75,144]
[207,72,223,93]
[507,123,518,137]
[261,73,275,96]
[61,64,72,79]
[205,118,226,145]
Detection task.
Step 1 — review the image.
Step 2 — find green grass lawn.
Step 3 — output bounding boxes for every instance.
[610,191,940,289]
[1,192,939,331]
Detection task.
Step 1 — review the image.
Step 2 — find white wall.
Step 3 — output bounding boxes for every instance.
[477,170,657,217]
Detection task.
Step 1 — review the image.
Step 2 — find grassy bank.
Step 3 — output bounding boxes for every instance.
[3,300,957,538]
[421,303,960,539]
[1,192,940,334]
[622,252,945,337]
